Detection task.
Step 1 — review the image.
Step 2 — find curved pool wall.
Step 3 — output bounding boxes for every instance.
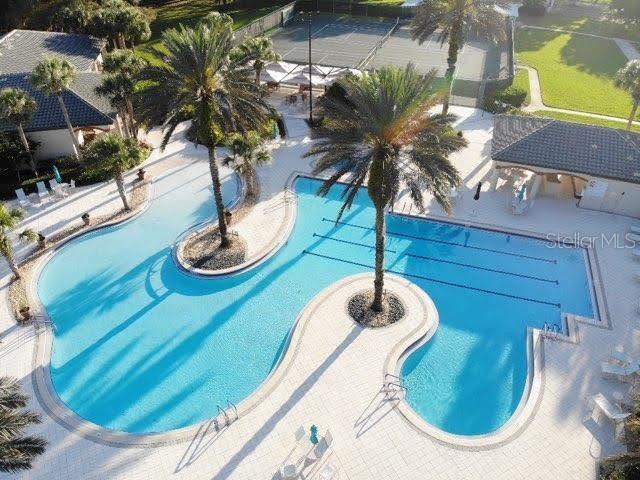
[38,170,594,435]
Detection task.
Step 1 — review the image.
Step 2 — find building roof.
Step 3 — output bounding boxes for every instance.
[0,29,106,73]
[491,115,640,185]
[0,29,113,132]
[0,73,114,132]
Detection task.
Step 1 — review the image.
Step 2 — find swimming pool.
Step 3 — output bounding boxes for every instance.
[38,165,594,435]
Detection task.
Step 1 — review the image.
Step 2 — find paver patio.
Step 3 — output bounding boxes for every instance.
[0,97,638,479]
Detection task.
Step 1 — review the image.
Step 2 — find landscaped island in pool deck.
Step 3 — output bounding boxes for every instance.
[37,164,594,436]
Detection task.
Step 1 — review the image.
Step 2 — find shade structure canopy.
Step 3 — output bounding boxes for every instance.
[261,61,360,88]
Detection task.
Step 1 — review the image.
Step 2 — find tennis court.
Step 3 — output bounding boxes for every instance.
[268,13,510,104]
[269,14,398,68]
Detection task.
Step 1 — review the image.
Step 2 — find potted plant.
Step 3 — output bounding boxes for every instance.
[18,304,30,323]
[137,168,146,181]
[37,232,46,249]
[81,212,90,226]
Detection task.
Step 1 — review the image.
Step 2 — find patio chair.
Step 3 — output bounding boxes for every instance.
[602,361,640,382]
[36,181,51,201]
[279,462,300,480]
[14,188,33,209]
[610,349,640,367]
[318,463,339,480]
[294,425,306,444]
[309,431,333,462]
[590,393,631,439]
[49,179,68,198]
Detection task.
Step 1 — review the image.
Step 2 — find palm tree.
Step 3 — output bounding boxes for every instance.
[0,88,38,174]
[232,36,282,85]
[0,204,38,279]
[223,131,271,199]
[615,60,640,131]
[411,0,508,114]
[97,50,146,138]
[0,376,46,473]
[83,133,146,211]
[306,65,466,312]
[31,57,82,159]
[136,14,272,248]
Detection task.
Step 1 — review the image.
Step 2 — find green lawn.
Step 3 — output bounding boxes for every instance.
[519,13,639,42]
[530,110,640,133]
[512,68,531,106]
[137,0,287,65]
[516,29,634,119]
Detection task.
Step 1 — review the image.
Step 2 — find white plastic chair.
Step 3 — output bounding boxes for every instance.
[319,463,339,480]
[610,349,640,367]
[591,393,631,439]
[294,425,306,444]
[602,361,640,382]
[15,188,32,208]
[310,431,333,461]
[36,181,51,201]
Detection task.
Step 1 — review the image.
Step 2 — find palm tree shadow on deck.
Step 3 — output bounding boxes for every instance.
[204,325,362,480]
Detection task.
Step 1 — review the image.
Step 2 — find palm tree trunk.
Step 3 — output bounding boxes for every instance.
[115,171,130,211]
[125,97,138,138]
[4,251,21,279]
[442,25,462,115]
[16,123,38,175]
[208,146,231,248]
[628,102,639,131]
[56,93,82,159]
[255,65,262,86]
[371,202,386,312]
[118,108,131,138]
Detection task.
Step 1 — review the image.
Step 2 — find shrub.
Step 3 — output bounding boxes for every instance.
[483,85,528,113]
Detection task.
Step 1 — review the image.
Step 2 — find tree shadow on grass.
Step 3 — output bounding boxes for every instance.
[560,34,627,78]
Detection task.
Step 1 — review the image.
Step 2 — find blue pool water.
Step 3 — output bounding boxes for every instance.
[38,166,594,435]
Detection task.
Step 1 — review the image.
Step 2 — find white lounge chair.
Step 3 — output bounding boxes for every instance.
[611,349,640,367]
[318,463,339,480]
[36,181,51,201]
[309,431,333,462]
[602,361,640,382]
[591,393,631,439]
[14,188,32,208]
[49,179,68,198]
[631,224,640,235]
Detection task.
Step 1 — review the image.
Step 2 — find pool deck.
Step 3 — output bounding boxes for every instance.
[1,92,639,479]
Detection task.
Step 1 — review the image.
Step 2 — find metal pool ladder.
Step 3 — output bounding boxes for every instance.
[383,373,407,399]
[214,400,238,431]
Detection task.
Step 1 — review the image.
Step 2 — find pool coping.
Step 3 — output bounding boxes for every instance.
[381,208,609,449]
[172,171,298,278]
[25,170,611,449]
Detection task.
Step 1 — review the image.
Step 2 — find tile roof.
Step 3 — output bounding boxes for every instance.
[491,115,640,184]
[0,73,113,132]
[0,29,106,73]
[0,29,113,131]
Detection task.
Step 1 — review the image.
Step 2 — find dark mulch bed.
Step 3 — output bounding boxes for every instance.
[183,228,248,270]
[347,289,405,328]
